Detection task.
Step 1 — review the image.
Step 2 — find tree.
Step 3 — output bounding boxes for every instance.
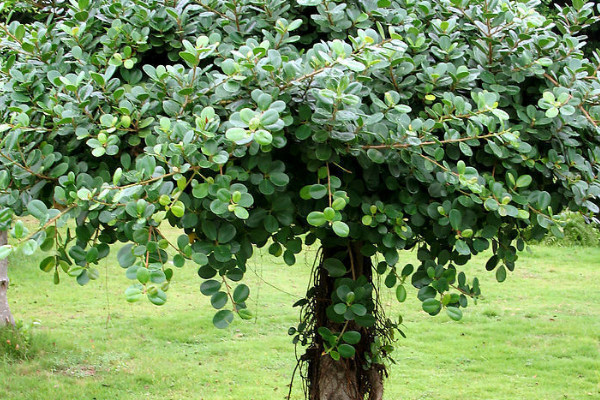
[1,0,600,398]
[0,0,51,329]
[0,230,13,327]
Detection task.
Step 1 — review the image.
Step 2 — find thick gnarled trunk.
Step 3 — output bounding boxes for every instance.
[306,243,384,400]
[0,230,14,327]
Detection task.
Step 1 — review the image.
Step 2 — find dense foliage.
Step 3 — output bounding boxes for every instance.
[1,0,600,394]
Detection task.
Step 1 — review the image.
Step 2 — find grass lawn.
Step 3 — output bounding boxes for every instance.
[1,236,599,399]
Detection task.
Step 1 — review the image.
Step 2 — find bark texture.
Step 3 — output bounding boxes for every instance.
[0,230,14,327]
[307,243,384,400]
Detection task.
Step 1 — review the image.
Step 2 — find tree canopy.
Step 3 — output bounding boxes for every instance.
[1,0,600,397]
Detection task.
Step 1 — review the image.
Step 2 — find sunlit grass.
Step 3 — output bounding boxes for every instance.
[1,233,599,399]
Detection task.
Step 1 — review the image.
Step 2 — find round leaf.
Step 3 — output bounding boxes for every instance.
[213,310,234,329]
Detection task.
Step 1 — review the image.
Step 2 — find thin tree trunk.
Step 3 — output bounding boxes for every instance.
[307,243,384,400]
[0,230,14,327]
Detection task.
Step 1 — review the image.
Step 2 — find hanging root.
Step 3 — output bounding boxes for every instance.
[287,245,397,400]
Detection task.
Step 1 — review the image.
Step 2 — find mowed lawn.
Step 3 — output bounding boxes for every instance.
[1,236,599,400]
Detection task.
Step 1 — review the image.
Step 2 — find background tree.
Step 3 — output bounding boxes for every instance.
[1,0,600,399]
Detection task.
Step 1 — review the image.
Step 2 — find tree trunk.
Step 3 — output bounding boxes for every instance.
[306,243,385,400]
[0,230,14,327]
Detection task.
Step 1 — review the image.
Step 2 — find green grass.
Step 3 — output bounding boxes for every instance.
[1,238,599,399]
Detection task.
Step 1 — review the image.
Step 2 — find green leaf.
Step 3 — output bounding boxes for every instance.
[39,256,55,272]
[309,184,328,199]
[27,200,48,221]
[218,224,237,243]
[449,209,462,230]
[171,201,185,217]
[446,307,463,321]
[233,284,250,303]
[136,267,150,284]
[332,221,349,237]
[537,191,551,210]
[495,265,507,282]
[422,298,441,314]
[545,107,558,118]
[516,175,532,188]
[307,211,327,226]
[147,288,167,305]
[254,129,273,145]
[192,252,209,266]
[234,206,249,219]
[213,310,234,329]
[322,258,346,277]
[200,279,221,296]
[116,245,134,269]
[331,197,346,211]
[323,207,335,221]
[395,285,407,302]
[333,303,347,314]
[125,285,143,302]
[238,308,253,320]
[338,344,356,358]
[342,331,361,345]
[179,51,198,67]
[349,303,367,316]
[270,172,289,186]
[14,220,24,239]
[454,239,470,255]
[366,149,385,164]
[15,24,25,41]
[340,58,365,72]
[211,291,228,309]
[226,127,249,143]
[172,253,185,268]
[261,109,279,125]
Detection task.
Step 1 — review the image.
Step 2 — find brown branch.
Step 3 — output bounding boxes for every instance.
[0,151,57,181]
[347,243,356,281]
[19,205,76,244]
[361,132,506,150]
[280,38,393,90]
[194,0,234,22]
[326,162,332,208]
[417,153,459,177]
